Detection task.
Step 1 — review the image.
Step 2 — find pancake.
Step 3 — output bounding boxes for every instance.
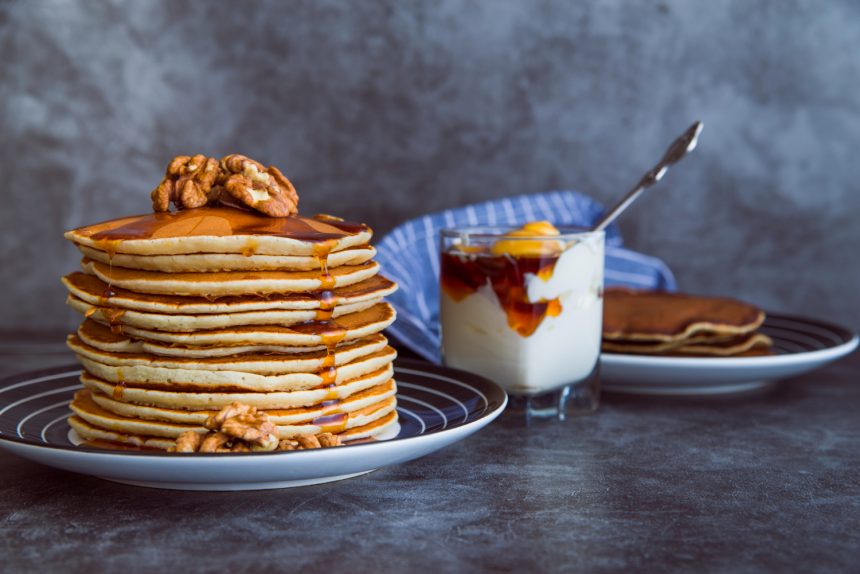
[65,207,373,256]
[77,319,387,358]
[77,320,328,357]
[72,345,397,391]
[68,416,175,450]
[79,365,394,409]
[77,243,377,272]
[82,259,380,296]
[67,294,378,332]
[68,332,388,374]
[68,410,399,451]
[89,379,397,425]
[600,332,740,354]
[669,333,772,356]
[338,410,399,441]
[603,288,765,342]
[108,303,396,347]
[603,332,773,357]
[62,272,397,314]
[71,389,397,440]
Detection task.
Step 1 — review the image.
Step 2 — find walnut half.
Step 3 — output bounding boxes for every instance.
[220,154,299,217]
[151,154,221,212]
[172,430,203,453]
[205,402,279,452]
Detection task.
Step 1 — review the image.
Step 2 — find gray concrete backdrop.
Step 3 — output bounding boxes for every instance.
[1,0,858,331]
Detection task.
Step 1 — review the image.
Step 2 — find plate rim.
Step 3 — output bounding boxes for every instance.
[0,358,508,458]
[600,311,858,367]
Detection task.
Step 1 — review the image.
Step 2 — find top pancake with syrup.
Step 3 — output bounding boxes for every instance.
[603,287,765,342]
[65,207,372,256]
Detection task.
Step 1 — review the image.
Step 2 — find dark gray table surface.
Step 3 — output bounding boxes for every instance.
[1,336,858,574]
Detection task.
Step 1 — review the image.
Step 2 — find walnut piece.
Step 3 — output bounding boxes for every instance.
[171,430,203,453]
[205,402,279,452]
[205,402,256,429]
[169,402,344,454]
[277,439,298,451]
[151,154,221,212]
[318,433,342,448]
[221,414,279,451]
[199,431,233,453]
[220,154,299,217]
[276,432,342,451]
[297,434,321,449]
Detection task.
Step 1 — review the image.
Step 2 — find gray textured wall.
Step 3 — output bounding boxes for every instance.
[2,0,859,331]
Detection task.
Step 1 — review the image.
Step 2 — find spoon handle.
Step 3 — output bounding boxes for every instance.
[592,121,703,232]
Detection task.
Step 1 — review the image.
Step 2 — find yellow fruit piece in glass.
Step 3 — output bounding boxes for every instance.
[490,221,563,256]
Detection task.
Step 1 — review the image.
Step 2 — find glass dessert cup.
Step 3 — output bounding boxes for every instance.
[439,225,605,421]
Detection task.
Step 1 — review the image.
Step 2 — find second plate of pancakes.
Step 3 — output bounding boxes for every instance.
[601,313,858,395]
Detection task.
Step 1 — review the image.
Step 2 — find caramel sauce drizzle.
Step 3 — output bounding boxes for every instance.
[241,238,259,257]
[315,290,336,322]
[318,327,346,386]
[89,238,124,333]
[440,251,563,337]
[314,247,338,322]
[113,368,126,400]
[320,399,341,410]
[92,239,120,301]
[103,307,126,334]
[307,239,347,389]
[310,412,349,434]
[98,239,121,259]
[314,240,338,290]
[318,365,337,387]
[99,286,116,302]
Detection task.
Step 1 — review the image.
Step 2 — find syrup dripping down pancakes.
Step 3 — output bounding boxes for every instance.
[602,287,772,357]
[62,207,399,450]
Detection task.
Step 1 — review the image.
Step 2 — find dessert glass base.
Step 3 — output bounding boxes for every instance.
[505,365,600,423]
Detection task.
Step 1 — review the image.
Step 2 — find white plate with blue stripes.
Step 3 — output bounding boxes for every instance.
[0,359,507,490]
[601,313,858,395]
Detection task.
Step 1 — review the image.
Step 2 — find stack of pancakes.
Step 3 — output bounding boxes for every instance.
[602,288,772,357]
[61,207,399,450]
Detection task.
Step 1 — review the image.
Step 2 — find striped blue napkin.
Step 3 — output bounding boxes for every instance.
[375,190,677,363]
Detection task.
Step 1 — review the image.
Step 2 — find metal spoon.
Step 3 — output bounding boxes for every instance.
[592,121,703,232]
